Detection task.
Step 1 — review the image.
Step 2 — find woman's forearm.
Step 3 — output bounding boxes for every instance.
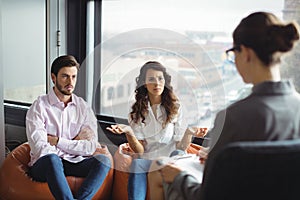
[176,128,193,151]
[125,131,145,153]
[107,124,145,153]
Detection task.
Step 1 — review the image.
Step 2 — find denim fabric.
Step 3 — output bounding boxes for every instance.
[128,158,152,200]
[128,149,185,200]
[29,154,111,200]
[169,149,185,157]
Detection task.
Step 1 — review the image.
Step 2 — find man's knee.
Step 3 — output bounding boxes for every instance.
[40,154,62,167]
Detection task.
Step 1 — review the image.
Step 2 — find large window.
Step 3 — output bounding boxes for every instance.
[2,0,46,103]
[88,0,286,127]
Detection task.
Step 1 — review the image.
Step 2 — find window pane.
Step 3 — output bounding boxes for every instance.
[2,0,46,103]
[99,0,285,127]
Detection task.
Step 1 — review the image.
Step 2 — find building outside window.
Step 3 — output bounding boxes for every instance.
[90,0,285,128]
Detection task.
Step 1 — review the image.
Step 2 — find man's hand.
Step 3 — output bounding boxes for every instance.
[47,135,59,146]
[73,127,95,140]
[160,164,183,183]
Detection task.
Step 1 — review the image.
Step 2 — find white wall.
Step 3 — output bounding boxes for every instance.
[0,0,6,165]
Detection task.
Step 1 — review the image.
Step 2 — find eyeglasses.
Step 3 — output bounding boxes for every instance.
[225,45,241,63]
[225,45,241,54]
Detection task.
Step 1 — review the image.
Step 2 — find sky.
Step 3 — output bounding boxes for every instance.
[102,0,285,34]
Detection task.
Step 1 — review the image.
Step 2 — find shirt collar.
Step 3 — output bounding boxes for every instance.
[252,80,296,95]
[48,87,76,106]
[147,101,164,120]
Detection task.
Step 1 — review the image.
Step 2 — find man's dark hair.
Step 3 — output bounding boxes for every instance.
[51,55,80,76]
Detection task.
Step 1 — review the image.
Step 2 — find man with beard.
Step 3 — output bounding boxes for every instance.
[26,55,111,200]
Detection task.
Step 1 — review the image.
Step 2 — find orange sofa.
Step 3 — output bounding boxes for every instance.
[112,143,202,200]
[0,142,114,200]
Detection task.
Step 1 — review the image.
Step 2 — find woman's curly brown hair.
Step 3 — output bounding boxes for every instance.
[129,61,179,127]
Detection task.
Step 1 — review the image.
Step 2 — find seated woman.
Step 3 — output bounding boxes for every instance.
[107,61,207,200]
[150,11,300,200]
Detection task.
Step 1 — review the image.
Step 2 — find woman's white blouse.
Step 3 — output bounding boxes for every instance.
[129,102,187,159]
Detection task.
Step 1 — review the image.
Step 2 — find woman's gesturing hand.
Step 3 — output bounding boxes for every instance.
[106,124,133,135]
[187,127,208,138]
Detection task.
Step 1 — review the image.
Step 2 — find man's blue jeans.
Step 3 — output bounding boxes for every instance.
[29,154,111,200]
[128,150,185,200]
